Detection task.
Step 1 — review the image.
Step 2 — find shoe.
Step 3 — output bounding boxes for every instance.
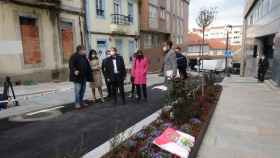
[75,104,81,109]
[101,98,105,103]
[82,102,89,107]
[128,94,134,98]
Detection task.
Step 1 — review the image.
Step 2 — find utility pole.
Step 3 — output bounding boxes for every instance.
[225,25,232,77]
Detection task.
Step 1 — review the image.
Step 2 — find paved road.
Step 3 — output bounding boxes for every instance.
[198,76,280,158]
[0,81,167,158]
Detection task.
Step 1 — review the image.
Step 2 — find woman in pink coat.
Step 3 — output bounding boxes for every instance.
[131,50,149,102]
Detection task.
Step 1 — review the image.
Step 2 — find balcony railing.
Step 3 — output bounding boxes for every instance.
[111,14,133,25]
[96,9,105,17]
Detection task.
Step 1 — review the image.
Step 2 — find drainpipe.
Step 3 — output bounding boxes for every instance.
[51,5,62,80]
[240,19,247,77]
[82,0,90,50]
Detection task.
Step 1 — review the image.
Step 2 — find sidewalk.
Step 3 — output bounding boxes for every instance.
[197,76,280,158]
[0,74,164,119]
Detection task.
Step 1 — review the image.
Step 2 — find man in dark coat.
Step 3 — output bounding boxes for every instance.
[104,48,127,105]
[69,45,93,109]
[258,55,269,82]
[175,46,188,79]
[102,50,112,98]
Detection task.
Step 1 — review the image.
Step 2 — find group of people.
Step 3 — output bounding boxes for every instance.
[69,45,149,109]
[162,41,188,80]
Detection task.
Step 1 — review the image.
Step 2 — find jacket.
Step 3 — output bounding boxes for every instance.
[131,56,149,85]
[102,57,110,79]
[258,58,269,72]
[69,53,93,83]
[163,49,177,77]
[104,55,127,82]
[176,53,187,69]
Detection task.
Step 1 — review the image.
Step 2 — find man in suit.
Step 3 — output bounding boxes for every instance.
[104,48,127,105]
[102,50,112,98]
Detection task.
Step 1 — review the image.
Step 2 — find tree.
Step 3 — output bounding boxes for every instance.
[196,7,217,96]
[196,7,217,70]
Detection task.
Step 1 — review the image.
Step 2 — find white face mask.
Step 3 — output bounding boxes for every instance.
[110,51,116,56]
[163,46,168,52]
[80,50,87,55]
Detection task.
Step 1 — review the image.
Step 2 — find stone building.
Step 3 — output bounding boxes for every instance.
[0,0,85,83]
[139,0,189,72]
[241,0,280,86]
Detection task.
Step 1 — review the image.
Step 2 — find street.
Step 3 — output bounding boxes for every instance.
[0,75,166,158]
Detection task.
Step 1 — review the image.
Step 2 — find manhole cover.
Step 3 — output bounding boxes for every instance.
[9,110,62,122]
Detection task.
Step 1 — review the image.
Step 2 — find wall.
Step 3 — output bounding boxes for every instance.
[242,0,280,77]
[0,1,84,82]
[143,47,164,72]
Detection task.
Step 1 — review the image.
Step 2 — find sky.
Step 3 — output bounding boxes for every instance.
[189,0,245,29]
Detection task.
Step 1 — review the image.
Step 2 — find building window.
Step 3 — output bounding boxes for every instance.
[115,39,123,55]
[128,40,136,63]
[128,2,134,23]
[166,0,171,11]
[113,0,121,14]
[152,34,159,48]
[96,0,105,17]
[166,13,170,31]
[160,7,165,19]
[96,40,107,60]
[60,21,74,63]
[144,34,152,48]
[149,5,158,29]
[19,16,41,65]
[149,0,158,5]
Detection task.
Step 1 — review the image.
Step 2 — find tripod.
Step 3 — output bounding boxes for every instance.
[0,77,19,110]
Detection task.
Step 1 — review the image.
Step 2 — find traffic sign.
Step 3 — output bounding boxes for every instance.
[224,51,232,57]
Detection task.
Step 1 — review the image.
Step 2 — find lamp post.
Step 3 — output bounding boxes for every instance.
[225,25,232,77]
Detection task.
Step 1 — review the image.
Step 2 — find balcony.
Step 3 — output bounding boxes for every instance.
[110,14,133,34]
[111,14,133,25]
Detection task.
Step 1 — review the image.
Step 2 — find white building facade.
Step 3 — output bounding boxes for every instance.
[193,25,243,46]
[86,0,140,66]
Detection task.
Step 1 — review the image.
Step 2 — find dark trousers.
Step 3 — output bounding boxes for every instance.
[136,84,147,100]
[178,67,187,79]
[258,69,267,82]
[105,79,112,97]
[131,77,136,96]
[112,75,125,104]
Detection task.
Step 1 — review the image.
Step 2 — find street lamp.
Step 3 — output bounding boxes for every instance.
[225,25,232,77]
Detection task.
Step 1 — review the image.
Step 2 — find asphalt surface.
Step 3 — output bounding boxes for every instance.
[0,83,166,158]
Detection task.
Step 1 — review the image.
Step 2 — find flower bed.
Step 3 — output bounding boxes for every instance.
[103,76,222,158]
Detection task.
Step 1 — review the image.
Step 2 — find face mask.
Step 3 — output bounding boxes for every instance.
[163,46,168,52]
[92,54,97,58]
[110,51,116,56]
[79,50,86,55]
